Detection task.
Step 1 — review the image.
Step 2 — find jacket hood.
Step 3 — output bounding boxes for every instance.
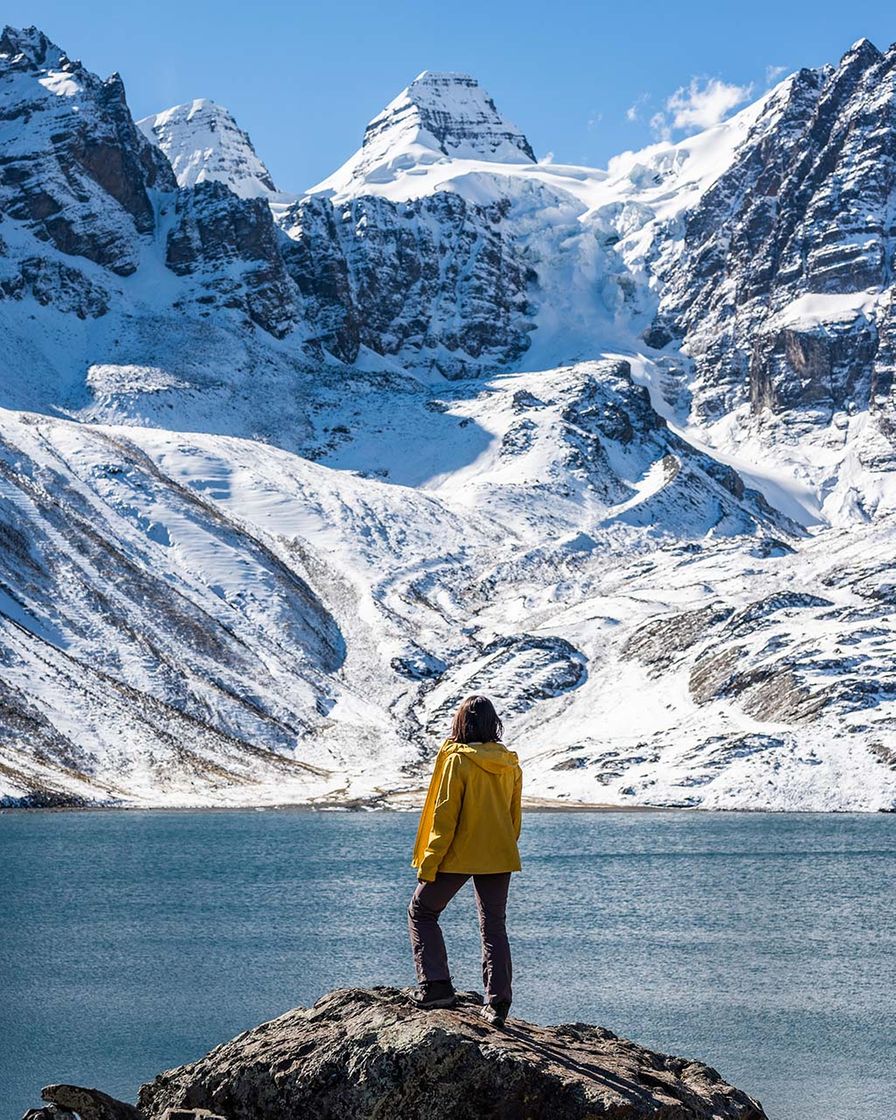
[444,739,520,773]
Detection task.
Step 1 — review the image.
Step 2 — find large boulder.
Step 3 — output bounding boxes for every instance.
[34,1084,142,1120]
[136,986,767,1120]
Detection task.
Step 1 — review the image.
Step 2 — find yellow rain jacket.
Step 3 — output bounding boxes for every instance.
[411,739,523,882]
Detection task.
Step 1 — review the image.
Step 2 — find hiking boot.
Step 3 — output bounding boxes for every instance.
[480,1000,511,1027]
[408,980,457,1009]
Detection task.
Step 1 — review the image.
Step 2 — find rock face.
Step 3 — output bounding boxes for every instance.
[279,191,534,372]
[0,25,176,277]
[650,39,896,431]
[165,181,299,336]
[136,987,766,1120]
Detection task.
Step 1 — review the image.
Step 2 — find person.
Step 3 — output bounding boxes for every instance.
[407,694,523,1027]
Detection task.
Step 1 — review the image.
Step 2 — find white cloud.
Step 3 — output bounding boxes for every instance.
[650,76,753,139]
[765,64,788,85]
[666,77,754,130]
[625,92,649,123]
[649,110,671,142]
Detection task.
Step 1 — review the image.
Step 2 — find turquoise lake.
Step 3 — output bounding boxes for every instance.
[2,809,894,1119]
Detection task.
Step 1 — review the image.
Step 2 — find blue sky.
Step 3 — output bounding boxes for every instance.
[8,0,895,191]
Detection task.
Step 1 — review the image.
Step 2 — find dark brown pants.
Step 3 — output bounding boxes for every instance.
[407,870,513,1007]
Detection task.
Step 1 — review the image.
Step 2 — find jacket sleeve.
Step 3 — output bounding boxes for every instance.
[510,766,523,841]
[410,747,447,869]
[417,753,466,882]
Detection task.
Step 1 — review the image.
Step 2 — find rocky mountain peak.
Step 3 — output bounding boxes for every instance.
[0,25,62,69]
[0,24,176,277]
[361,69,536,164]
[840,36,883,65]
[138,98,278,198]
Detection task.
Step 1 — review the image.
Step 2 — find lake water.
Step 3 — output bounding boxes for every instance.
[2,809,894,1120]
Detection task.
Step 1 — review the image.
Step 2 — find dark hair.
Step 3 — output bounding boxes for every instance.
[450,694,504,744]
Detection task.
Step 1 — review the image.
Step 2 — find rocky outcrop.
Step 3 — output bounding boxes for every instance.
[25,1084,142,1120]
[650,39,896,427]
[0,254,110,317]
[624,584,896,726]
[622,605,735,675]
[132,987,766,1120]
[0,25,175,276]
[546,361,800,537]
[165,181,299,336]
[280,190,535,375]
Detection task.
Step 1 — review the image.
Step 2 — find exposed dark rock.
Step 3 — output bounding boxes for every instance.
[560,360,663,445]
[0,26,176,275]
[623,605,734,674]
[279,191,534,376]
[390,648,447,680]
[38,1084,142,1120]
[722,593,834,638]
[680,733,787,769]
[736,668,827,723]
[689,646,748,706]
[165,181,299,337]
[641,321,675,350]
[0,256,109,317]
[869,740,896,769]
[137,987,767,1120]
[500,416,538,455]
[650,41,896,426]
[552,755,590,770]
[511,388,548,411]
[441,633,587,720]
[747,538,796,558]
[750,316,879,414]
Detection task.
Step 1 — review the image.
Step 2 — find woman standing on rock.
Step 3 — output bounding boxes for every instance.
[408,694,523,1027]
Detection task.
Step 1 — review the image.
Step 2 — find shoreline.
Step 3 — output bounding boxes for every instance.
[2,797,891,815]
[0,797,675,815]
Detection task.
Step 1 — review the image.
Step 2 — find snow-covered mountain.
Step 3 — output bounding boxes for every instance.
[0,25,893,810]
[137,99,279,198]
[314,69,537,194]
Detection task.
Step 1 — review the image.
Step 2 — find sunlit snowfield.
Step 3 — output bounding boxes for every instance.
[3,809,894,1120]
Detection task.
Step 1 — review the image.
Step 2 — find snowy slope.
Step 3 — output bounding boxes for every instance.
[1,26,895,809]
[2,361,892,810]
